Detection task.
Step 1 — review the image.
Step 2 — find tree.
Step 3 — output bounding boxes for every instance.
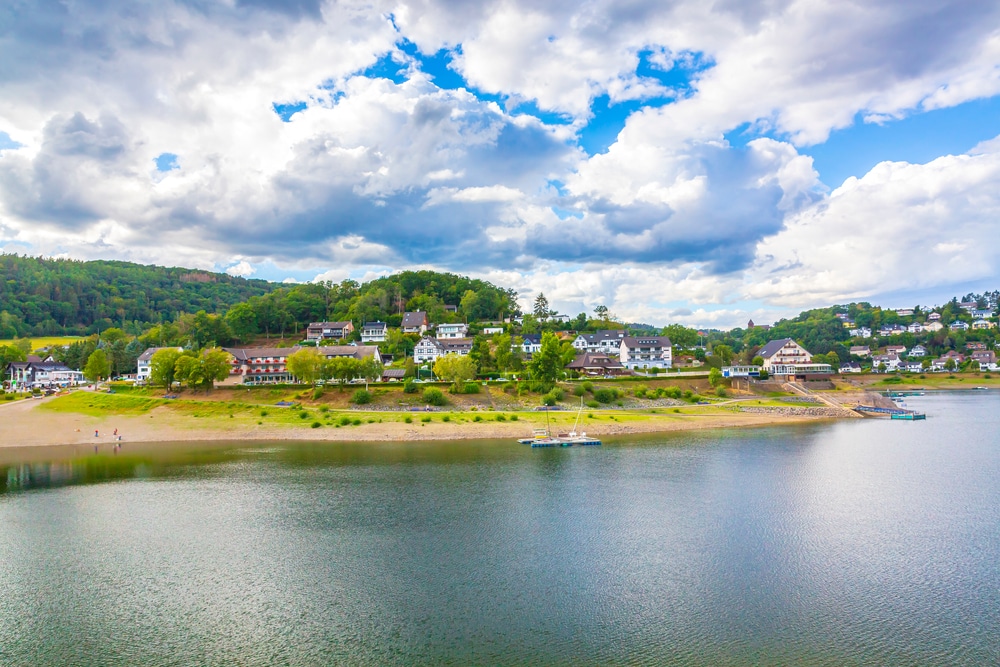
[662,324,699,349]
[173,348,231,391]
[944,358,957,372]
[225,303,258,343]
[358,356,383,390]
[287,348,323,384]
[494,333,513,373]
[533,293,550,320]
[433,354,477,391]
[593,305,609,321]
[751,355,764,366]
[0,344,27,367]
[149,348,182,388]
[529,331,564,384]
[712,344,734,366]
[83,349,111,382]
[101,327,128,344]
[709,367,723,387]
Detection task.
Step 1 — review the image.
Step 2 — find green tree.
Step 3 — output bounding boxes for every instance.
[287,348,323,384]
[433,354,477,391]
[533,293,550,320]
[0,344,27,366]
[529,331,564,384]
[751,355,764,366]
[83,349,111,382]
[712,344,734,366]
[173,348,231,391]
[225,302,258,343]
[149,348,182,388]
[494,333,513,373]
[709,367,723,387]
[662,324,699,348]
[593,305,609,321]
[101,327,128,344]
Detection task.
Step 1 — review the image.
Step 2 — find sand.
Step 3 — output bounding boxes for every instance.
[0,391,843,450]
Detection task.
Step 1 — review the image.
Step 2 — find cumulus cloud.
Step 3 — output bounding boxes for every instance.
[1,0,1000,325]
[225,260,256,277]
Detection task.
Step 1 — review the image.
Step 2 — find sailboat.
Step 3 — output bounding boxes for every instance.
[557,397,602,446]
[517,409,560,446]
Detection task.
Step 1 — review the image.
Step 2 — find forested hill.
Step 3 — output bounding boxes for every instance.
[0,254,277,337]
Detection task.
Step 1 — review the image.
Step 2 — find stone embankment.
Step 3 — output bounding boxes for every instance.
[738,406,853,418]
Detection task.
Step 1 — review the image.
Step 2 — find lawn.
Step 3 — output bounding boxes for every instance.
[0,336,86,352]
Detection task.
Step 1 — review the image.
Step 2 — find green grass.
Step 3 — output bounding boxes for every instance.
[0,335,86,352]
[40,392,165,416]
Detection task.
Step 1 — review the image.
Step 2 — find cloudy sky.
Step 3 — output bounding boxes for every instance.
[2,0,1000,327]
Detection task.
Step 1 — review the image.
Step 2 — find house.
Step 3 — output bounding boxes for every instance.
[924,321,944,332]
[900,359,924,373]
[871,354,902,372]
[972,308,993,319]
[5,359,84,388]
[413,336,473,363]
[840,362,863,374]
[482,326,504,335]
[895,308,914,317]
[757,338,813,371]
[401,312,429,335]
[137,347,183,384]
[435,322,469,339]
[907,322,924,334]
[909,345,927,357]
[927,312,941,321]
[747,319,771,331]
[972,319,995,330]
[521,334,542,358]
[959,301,977,312]
[443,305,458,314]
[966,342,987,351]
[972,350,997,370]
[885,345,907,356]
[879,324,906,337]
[950,320,969,331]
[361,322,388,343]
[306,321,354,342]
[850,345,871,358]
[566,352,627,376]
[224,345,381,384]
[619,336,672,370]
[849,327,872,338]
[931,351,965,371]
[573,330,628,353]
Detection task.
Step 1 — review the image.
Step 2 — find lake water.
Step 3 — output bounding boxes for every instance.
[2,391,999,665]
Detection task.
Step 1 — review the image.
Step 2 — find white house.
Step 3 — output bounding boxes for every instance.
[573,330,628,353]
[306,321,354,342]
[907,322,924,334]
[850,345,871,357]
[895,308,914,317]
[619,336,672,370]
[909,345,927,357]
[137,346,183,384]
[413,336,473,363]
[950,320,969,331]
[924,321,944,332]
[927,312,942,321]
[435,323,469,339]
[758,338,813,370]
[872,354,902,372]
[840,362,863,373]
[849,327,872,338]
[482,326,504,335]
[521,334,542,358]
[361,321,388,343]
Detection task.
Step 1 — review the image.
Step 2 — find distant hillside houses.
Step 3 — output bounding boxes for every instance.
[223,346,381,384]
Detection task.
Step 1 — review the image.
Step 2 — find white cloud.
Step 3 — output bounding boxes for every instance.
[225,260,256,277]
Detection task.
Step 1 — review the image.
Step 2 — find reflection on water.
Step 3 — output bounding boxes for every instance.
[1,392,999,666]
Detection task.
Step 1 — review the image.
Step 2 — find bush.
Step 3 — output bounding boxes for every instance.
[581,381,594,393]
[664,386,682,399]
[312,386,324,400]
[421,415,431,423]
[353,419,362,426]
[442,415,450,422]
[593,388,617,403]
[474,415,482,422]
[404,416,412,424]
[311,421,321,428]
[573,385,585,397]
[528,380,553,394]
[462,382,480,394]
[551,387,566,401]
[352,389,372,405]
[510,414,518,421]
[541,392,558,406]
[682,390,694,400]
[423,387,446,406]
[495,414,507,422]
[634,385,648,398]
[260,409,269,417]
[585,400,600,408]
[715,387,728,398]
[338,415,352,426]
[299,411,309,419]
[319,405,329,413]
[403,379,418,394]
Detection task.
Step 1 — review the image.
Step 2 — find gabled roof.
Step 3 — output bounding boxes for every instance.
[224,347,296,361]
[757,338,795,359]
[363,321,387,329]
[138,346,182,362]
[567,352,624,369]
[318,345,380,360]
[382,368,406,379]
[521,334,541,345]
[401,311,428,328]
[308,321,352,329]
[621,335,671,347]
[577,329,627,343]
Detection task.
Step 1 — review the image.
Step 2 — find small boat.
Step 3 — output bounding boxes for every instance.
[891,412,926,420]
[558,397,601,446]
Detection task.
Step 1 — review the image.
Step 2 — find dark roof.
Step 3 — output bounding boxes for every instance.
[26,355,42,363]
[621,335,671,347]
[363,321,387,329]
[757,338,795,359]
[441,338,473,352]
[138,346,181,362]
[318,345,380,360]
[382,368,406,378]
[567,352,624,370]
[401,312,428,328]
[577,330,627,343]
[521,334,541,344]
[224,347,297,361]
[308,321,352,329]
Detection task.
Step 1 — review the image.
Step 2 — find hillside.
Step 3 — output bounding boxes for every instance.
[0,254,277,337]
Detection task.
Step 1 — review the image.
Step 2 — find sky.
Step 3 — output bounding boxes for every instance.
[2,0,1000,328]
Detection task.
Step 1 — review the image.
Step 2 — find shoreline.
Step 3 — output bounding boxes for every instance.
[1,392,844,451]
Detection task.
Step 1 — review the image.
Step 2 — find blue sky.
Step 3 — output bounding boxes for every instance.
[2,1,1000,328]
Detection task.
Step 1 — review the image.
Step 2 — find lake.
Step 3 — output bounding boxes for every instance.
[2,391,999,665]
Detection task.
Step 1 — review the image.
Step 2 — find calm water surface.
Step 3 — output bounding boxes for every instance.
[2,391,999,665]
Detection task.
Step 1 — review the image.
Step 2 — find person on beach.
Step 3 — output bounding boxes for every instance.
[113,428,118,436]
[94,429,99,437]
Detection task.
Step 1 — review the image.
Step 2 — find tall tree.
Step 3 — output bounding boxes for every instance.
[433,354,477,391]
[150,348,182,388]
[529,332,563,384]
[533,293,550,320]
[287,348,323,384]
[83,349,111,382]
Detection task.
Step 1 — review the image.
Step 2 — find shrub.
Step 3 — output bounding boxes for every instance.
[352,389,372,405]
[462,382,480,394]
[260,409,269,417]
[319,405,329,413]
[311,421,321,428]
[423,387,446,406]
[299,411,309,419]
[551,387,566,401]
[664,386,682,399]
[585,400,600,408]
[495,414,507,422]
[312,386,324,400]
[421,415,431,423]
[442,415,450,422]
[404,416,412,424]
[682,390,694,400]
[581,381,594,393]
[573,385,585,397]
[403,379,418,394]
[634,385,648,398]
[510,414,518,421]
[474,415,482,422]
[353,419,362,426]
[715,387,728,398]
[593,388,617,403]
[541,393,558,406]
[339,416,352,426]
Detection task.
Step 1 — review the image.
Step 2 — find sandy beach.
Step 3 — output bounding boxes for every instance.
[0,392,843,449]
